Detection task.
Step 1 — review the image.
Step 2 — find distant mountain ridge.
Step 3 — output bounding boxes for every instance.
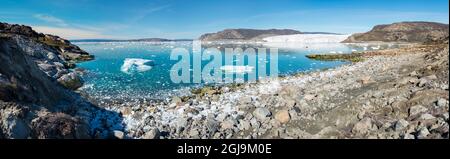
[343,21,449,43]
[71,38,192,42]
[72,30,341,42]
[199,28,302,41]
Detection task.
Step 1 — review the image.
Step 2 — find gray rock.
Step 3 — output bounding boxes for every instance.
[54,69,69,79]
[250,118,260,129]
[112,130,125,139]
[239,96,252,104]
[37,63,56,72]
[220,120,236,130]
[352,118,374,134]
[418,78,428,87]
[176,117,189,129]
[372,91,384,98]
[409,71,418,77]
[419,114,436,120]
[436,98,447,107]
[53,62,65,68]
[443,113,449,121]
[239,120,251,130]
[211,95,220,101]
[425,75,437,80]
[403,133,415,139]
[142,125,152,132]
[143,128,160,139]
[409,105,428,117]
[188,129,200,138]
[57,72,83,90]
[284,98,296,107]
[357,111,366,120]
[394,119,409,131]
[416,127,430,139]
[253,108,271,121]
[171,96,182,104]
[206,119,218,134]
[47,52,57,60]
[216,113,228,121]
[303,94,316,101]
[0,107,31,139]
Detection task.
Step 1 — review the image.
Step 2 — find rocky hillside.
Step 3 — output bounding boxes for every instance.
[342,21,449,43]
[1,22,120,139]
[199,29,301,41]
[0,23,94,64]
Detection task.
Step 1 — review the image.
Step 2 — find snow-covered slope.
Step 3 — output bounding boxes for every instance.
[263,34,351,43]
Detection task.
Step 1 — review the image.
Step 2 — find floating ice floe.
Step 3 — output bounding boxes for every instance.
[371,46,381,50]
[121,58,154,74]
[220,65,254,74]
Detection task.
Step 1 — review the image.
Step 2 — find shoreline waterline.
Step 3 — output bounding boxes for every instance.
[74,41,407,103]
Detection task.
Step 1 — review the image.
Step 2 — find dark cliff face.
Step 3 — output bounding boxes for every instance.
[0,22,94,105]
[342,22,449,43]
[0,22,102,139]
[199,28,301,41]
[0,22,93,64]
[0,36,72,105]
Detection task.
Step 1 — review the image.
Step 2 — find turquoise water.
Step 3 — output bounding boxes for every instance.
[75,41,398,100]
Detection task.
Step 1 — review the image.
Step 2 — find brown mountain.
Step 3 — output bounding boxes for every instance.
[342,21,449,43]
[199,28,301,41]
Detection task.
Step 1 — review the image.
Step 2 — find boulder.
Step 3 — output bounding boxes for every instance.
[416,127,430,139]
[31,112,90,139]
[352,118,375,135]
[253,108,271,121]
[408,105,428,117]
[436,98,448,107]
[274,110,290,124]
[57,72,83,90]
[111,130,125,139]
[394,119,409,131]
[0,105,31,139]
[143,128,160,139]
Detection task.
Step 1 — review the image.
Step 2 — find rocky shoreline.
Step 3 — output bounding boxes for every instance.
[1,22,121,139]
[97,42,448,139]
[1,21,448,139]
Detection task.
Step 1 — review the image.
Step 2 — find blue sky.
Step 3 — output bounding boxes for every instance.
[1,0,448,39]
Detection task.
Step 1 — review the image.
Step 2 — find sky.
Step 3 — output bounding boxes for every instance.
[1,0,448,39]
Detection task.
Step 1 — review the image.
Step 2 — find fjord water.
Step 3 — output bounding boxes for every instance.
[75,41,397,101]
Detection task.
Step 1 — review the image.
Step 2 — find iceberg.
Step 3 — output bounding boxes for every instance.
[220,65,254,74]
[121,58,154,74]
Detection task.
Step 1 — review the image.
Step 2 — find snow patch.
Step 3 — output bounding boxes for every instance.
[263,34,350,43]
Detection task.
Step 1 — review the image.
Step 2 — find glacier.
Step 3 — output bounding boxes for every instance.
[263,34,351,43]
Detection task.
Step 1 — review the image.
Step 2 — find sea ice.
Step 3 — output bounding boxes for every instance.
[121,58,154,74]
[220,65,254,74]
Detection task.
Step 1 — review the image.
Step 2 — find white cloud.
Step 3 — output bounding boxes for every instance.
[31,26,115,39]
[33,14,68,26]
